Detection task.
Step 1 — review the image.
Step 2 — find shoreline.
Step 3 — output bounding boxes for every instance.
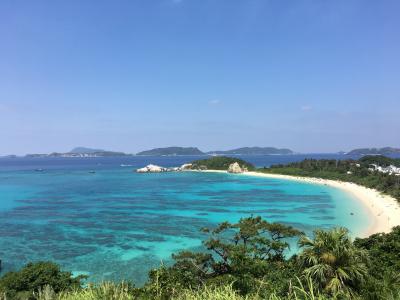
[244,171,400,237]
[192,170,400,237]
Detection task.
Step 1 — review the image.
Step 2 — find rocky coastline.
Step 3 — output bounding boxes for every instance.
[136,162,247,173]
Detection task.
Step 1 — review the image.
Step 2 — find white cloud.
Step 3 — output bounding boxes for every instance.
[209,99,221,105]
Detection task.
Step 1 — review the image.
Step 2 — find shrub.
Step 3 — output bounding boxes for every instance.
[0,262,85,298]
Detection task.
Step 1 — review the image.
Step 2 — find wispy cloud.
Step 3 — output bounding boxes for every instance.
[0,103,13,113]
[301,105,312,111]
[209,99,221,105]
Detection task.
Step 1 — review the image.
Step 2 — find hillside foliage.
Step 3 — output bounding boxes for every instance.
[262,156,400,200]
[191,156,255,171]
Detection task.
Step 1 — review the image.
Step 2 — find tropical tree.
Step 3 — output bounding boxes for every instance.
[144,216,302,297]
[297,227,369,298]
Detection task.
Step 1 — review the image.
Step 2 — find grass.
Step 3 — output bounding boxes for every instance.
[6,280,398,300]
[37,282,134,300]
[29,280,340,300]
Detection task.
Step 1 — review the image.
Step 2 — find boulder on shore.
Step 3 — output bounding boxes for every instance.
[228,162,247,173]
[136,164,166,173]
[180,163,193,170]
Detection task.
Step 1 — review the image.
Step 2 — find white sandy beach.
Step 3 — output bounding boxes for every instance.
[189,169,400,236]
[242,171,400,237]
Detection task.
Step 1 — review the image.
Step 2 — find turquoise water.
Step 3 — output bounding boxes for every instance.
[0,164,370,284]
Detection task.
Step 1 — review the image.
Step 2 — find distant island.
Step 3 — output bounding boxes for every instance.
[21,146,295,157]
[136,146,294,156]
[69,147,106,154]
[207,147,294,155]
[136,147,204,156]
[16,146,400,158]
[26,147,130,158]
[347,147,400,156]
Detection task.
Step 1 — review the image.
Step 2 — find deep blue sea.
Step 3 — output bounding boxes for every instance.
[0,154,372,284]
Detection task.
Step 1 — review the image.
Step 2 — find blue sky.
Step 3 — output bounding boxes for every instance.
[0,0,399,155]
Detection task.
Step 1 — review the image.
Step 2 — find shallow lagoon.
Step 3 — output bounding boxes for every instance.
[0,157,370,284]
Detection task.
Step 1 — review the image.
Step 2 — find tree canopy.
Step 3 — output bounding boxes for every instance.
[190,156,255,171]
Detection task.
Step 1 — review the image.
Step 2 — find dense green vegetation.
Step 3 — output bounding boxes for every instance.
[354,227,400,299]
[359,155,400,167]
[190,156,255,171]
[1,217,400,300]
[0,262,85,299]
[261,155,400,200]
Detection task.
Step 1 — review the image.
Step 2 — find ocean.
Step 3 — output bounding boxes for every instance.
[0,154,371,284]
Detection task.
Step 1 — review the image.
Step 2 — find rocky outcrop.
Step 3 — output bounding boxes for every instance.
[136,164,167,173]
[136,163,194,173]
[227,162,247,173]
[136,162,250,173]
[180,163,193,170]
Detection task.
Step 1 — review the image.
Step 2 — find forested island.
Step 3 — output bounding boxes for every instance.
[136,147,205,156]
[14,146,400,158]
[136,146,294,156]
[346,147,400,156]
[207,147,294,155]
[25,147,130,158]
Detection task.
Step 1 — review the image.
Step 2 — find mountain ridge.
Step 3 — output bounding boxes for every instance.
[69,147,106,154]
[347,147,400,156]
[207,147,294,155]
[136,147,204,156]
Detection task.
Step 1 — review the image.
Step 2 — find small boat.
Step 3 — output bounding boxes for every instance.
[89,170,96,174]
[120,164,133,167]
[35,168,44,172]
